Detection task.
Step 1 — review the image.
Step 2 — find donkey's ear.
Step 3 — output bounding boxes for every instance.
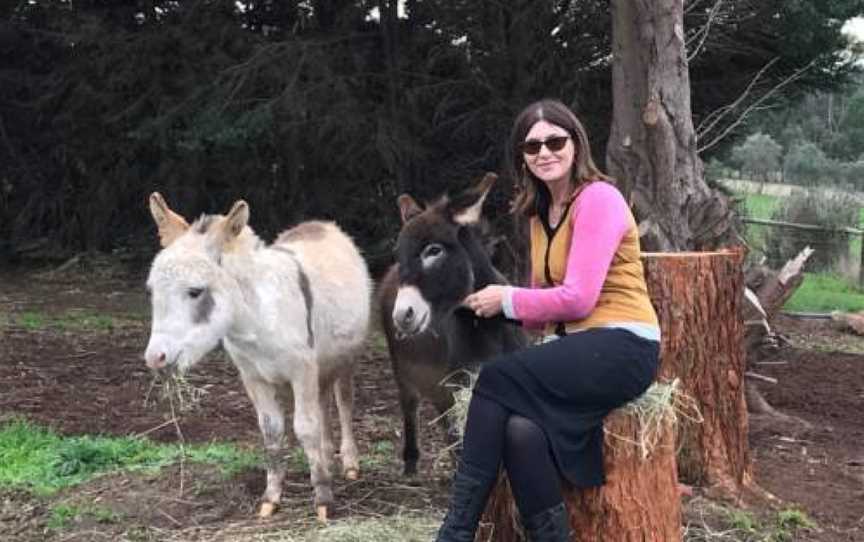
[148,192,189,248]
[397,194,423,224]
[222,200,250,240]
[205,200,250,260]
[449,172,497,225]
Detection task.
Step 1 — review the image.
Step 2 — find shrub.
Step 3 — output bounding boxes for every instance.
[763,190,860,272]
[837,160,864,191]
[730,133,782,182]
[783,141,832,185]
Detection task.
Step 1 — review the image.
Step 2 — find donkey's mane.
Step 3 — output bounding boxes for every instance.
[188,213,263,254]
[192,214,220,234]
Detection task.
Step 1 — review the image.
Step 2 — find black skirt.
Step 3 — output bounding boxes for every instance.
[472,327,659,488]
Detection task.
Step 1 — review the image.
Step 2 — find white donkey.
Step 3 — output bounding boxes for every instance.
[143,193,371,521]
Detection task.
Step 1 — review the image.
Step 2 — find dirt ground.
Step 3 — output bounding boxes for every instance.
[0,260,862,541]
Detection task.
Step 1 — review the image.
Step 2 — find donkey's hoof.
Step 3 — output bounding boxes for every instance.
[259,502,277,518]
[316,505,328,523]
[344,468,359,481]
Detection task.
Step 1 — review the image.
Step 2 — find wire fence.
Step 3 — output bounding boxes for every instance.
[742,217,864,285]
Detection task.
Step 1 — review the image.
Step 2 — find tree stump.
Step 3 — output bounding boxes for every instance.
[478,404,680,541]
[642,250,755,500]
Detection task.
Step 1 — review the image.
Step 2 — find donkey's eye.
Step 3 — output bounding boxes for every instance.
[187,287,204,299]
[422,244,444,259]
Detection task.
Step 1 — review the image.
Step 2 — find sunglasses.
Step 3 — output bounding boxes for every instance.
[520,135,570,156]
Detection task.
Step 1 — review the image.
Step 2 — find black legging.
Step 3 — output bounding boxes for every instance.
[460,393,563,517]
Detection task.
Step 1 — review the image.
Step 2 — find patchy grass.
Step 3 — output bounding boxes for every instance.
[47,502,121,530]
[784,272,864,313]
[366,330,391,357]
[360,440,396,470]
[0,419,259,495]
[13,309,118,331]
[286,446,310,471]
[683,498,818,541]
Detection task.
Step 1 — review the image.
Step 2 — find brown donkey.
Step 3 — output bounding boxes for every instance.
[378,173,527,475]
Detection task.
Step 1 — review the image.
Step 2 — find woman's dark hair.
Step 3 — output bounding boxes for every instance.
[508,99,612,216]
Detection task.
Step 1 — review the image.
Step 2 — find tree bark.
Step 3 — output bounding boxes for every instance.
[607,0,737,251]
[643,250,757,501]
[479,408,681,542]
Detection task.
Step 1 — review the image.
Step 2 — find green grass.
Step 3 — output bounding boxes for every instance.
[360,440,395,470]
[47,503,121,530]
[726,509,758,534]
[0,419,260,495]
[743,193,781,219]
[784,272,864,312]
[685,500,817,542]
[15,309,116,331]
[741,194,781,257]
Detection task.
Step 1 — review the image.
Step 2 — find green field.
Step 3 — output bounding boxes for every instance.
[742,193,781,219]
[784,273,864,313]
[740,193,864,313]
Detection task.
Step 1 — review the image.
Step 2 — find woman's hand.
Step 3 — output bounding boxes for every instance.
[464,285,506,318]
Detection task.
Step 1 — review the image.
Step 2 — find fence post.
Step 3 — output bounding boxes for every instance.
[859,232,864,288]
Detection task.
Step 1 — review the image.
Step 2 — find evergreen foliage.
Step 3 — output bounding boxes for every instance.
[730,133,782,182]
[783,141,832,185]
[1,1,861,270]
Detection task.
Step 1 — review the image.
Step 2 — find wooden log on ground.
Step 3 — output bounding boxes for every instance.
[642,250,757,501]
[479,405,680,541]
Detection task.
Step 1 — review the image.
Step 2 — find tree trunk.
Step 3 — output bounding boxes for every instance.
[606,0,737,251]
[479,407,681,542]
[643,250,756,501]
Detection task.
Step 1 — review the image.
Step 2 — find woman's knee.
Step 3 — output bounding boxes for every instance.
[504,415,547,453]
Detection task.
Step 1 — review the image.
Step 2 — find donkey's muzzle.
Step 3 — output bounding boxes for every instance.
[392,285,431,337]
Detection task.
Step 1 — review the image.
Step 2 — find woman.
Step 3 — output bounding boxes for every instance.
[434,99,660,542]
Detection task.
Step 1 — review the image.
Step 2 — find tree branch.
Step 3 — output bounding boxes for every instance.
[697,58,815,154]
[696,57,778,143]
[686,0,724,62]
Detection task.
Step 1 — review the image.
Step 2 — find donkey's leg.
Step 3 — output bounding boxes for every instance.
[397,381,421,476]
[317,375,336,483]
[293,366,333,521]
[334,368,360,479]
[241,375,286,518]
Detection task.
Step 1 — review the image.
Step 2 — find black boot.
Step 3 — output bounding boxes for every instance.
[522,502,572,542]
[434,463,496,542]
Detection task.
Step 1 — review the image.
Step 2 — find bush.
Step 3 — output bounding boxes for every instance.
[837,160,864,190]
[783,141,832,185]
[730,133,782,182]
[763,190,860,272]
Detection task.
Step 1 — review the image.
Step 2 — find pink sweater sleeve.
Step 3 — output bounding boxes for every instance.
[510,182,630,324]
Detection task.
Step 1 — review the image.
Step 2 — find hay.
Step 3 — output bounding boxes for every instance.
[302,514,439,542]
[605,379,702,459]
[154,513,442,542]
[437,369,478,442]
[444,371,700,460]
[144,371,209,413]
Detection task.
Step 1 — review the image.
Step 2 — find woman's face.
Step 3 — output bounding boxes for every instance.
[522,120,575,187]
